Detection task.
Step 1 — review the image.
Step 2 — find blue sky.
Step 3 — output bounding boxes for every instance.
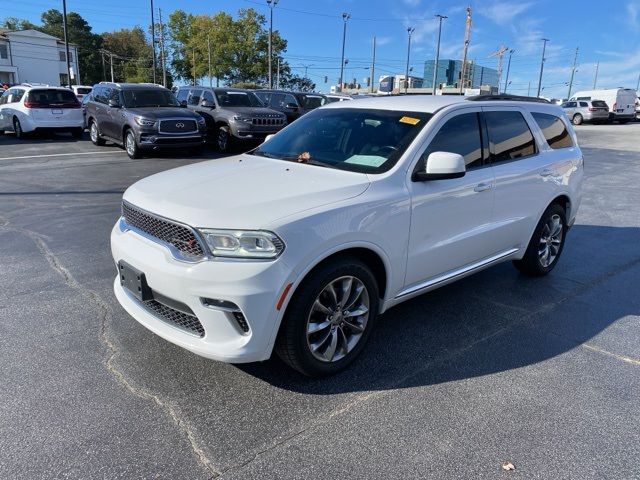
[12,0,640,97]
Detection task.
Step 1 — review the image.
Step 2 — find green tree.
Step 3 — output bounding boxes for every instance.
[103,27,153,83]
[1,17,38,30]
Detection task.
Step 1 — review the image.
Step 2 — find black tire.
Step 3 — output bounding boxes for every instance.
[216,125,233,153]
[71,128,83,139]
[124,129,141,159]
[572,114,583,125]
[275,257,379,377]
[13,117,24,139]
[89,120,105,146]
[513,203,567,276]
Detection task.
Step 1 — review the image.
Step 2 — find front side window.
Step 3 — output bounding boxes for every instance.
[421,112,483,170]
[299,94,326,109]
[531,112,573,150]
[214,90,262,107]
[251,108,432,173]
[188,89,202,106]
[254,91,270,105]
[122,89,180,108]
[202,90,214,102]
[485,111,537,162]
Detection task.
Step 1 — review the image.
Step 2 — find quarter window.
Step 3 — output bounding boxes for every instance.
[531,112,574,150]
[485,111,537,162]
[421,112,483,170]
[579,101,588,107]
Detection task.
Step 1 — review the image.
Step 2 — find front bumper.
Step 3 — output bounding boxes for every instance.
[229,122,285,141]
[111,220,292,363]
[136,126,207,149]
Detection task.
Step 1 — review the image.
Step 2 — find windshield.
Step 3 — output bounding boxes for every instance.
[300,94,327,109]
[122,89,180,108]
[251,108,432,173]
[215,90,263,107]
[76,88,92,95]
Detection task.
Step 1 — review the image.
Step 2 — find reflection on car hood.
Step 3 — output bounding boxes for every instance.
[125,107,200,119]
[226,107,285,116]
[123,154,370,229]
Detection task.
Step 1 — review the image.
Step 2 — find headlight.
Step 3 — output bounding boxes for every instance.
[199,229,284,259]
[134,116,156,127]
[233,116,253,123]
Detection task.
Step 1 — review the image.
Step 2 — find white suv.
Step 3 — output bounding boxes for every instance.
[111,95,584,376]
[0,84,84,138]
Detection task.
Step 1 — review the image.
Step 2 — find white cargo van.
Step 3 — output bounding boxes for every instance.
[570,88,637,123]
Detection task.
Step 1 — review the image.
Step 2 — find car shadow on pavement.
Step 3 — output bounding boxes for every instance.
[236,224,640,394]
[0,131,87,146]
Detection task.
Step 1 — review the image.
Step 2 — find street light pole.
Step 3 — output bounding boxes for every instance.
[503,49,514,94]
[370,36,376,93]
[567,46,578,99]
[593,61,599,89]
[432,14,447,95]
[405,27,415,94]
[536,38,549,97]
[150,0,156,84]
[266,0,279,89]
[339,12,350,92]
[61,0,72,87]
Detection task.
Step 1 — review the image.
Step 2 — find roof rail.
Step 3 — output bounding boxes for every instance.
[467,94,551,103]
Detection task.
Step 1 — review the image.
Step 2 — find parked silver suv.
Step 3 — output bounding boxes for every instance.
[561,99,609,125]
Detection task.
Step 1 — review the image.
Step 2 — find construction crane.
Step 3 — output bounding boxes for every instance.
[488,45,509,92]
[459,6,472,94]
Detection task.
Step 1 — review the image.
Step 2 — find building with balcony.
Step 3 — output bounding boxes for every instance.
[0,29,80,86]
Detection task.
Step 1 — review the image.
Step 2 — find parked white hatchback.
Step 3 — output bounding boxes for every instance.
[0,84,84,138]
[111,94,583,376]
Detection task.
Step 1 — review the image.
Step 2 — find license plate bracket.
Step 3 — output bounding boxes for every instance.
[118,261,152,302]
[51,109,63,114]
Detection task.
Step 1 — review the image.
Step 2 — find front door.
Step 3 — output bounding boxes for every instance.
[405,109,497,289]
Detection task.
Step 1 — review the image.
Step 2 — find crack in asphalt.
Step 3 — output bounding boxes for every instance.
[0,217,221,479]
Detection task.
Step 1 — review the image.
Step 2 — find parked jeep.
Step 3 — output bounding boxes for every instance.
[176,87,287,152]
[253,90,327,124]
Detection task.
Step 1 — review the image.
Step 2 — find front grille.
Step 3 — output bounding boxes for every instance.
[159,119,198,134]
[252,117,285,126]
[142,298,205,337]
[122,202,206,260]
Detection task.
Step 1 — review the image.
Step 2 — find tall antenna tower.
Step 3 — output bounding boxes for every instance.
[459,6,472,93]
[489,45,509,91]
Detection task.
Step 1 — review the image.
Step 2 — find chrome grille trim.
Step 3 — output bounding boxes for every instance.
[158,118,198,134]
[120,201,209,262]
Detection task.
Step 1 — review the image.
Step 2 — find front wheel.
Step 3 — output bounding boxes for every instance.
[513,203,567,276]
[216,125,233,153]
[124,129,141,159]
[89,121,105,146]
[275,257,379,377]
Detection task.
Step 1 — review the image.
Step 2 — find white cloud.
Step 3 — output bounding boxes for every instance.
[479,1,535,25]
[402,0,421,6]
[628,2,639,28]
[375,36,394,46]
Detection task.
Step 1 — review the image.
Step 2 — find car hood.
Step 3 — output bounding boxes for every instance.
[125,107,200,119]
[122,154,370,229]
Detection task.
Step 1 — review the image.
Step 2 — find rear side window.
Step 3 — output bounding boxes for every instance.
[422,112,483,169]
[592,100,608,108]
[485,111,537,162]
[531,112,574,150]
[579,101,588,107]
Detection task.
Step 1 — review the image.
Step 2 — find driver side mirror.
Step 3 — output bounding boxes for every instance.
[108,99,120,108]
[201,100,216,108]
[413,151,466,181]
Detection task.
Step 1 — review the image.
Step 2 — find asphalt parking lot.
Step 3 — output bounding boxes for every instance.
[1,124,639,479]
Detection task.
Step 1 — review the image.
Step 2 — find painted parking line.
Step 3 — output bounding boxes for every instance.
[0,151,122,161]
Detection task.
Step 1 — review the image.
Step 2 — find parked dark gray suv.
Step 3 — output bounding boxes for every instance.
[176,87,287,152]
[253,90,327,124]
[86,82,206,159]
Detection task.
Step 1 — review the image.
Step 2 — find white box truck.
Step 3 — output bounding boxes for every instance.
[570,88,637,123]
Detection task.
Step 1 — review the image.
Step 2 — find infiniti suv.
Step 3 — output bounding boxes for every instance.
[86,82,206,159]
[111,94,583,376]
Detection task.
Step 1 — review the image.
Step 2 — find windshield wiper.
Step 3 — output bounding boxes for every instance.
[251,150,333,168]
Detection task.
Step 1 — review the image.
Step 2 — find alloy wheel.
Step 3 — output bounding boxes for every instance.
[90,123,98,143]
[538,213,563,267]
[306,276,370,363]
[125,132,136,157]
[217,129,228,151]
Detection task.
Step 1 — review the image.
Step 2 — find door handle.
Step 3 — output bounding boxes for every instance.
[474,182,493,193]
[540,169,554,177]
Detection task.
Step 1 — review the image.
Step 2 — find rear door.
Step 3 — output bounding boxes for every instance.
[483,107,564,251]
[616,89,636,116]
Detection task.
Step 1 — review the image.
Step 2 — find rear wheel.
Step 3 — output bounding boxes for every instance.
[13,118,24,139]
[124,129,141,159]
[89,121,105,146]
[513,203,567,276]
[216,125,233,153]
[275,257,379,377]
[572,114,583,125]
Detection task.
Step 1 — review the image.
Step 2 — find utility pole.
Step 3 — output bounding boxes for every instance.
[527,81,531,96]
[276,57,280,89]
[405,27,415,94]
[266,0,279,89]
[61,0,72,87]
[432,14,447,95]
[110,52,114,82]
[101,51,106,81]
[636,72,640,91]
[192,50,196,86]
[150,0,156,84]
[537,38,549,97]
[593,61,599,89]
[302,64,314,79]
[503,49,514,93]
[370,36,376,93]
[339,13,350,92]
[158,8,167,87]
[460,6,472,94]
[567,46,579,99]
[207,35,212,87]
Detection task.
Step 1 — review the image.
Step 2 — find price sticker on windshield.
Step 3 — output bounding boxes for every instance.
[399,116,420,125]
